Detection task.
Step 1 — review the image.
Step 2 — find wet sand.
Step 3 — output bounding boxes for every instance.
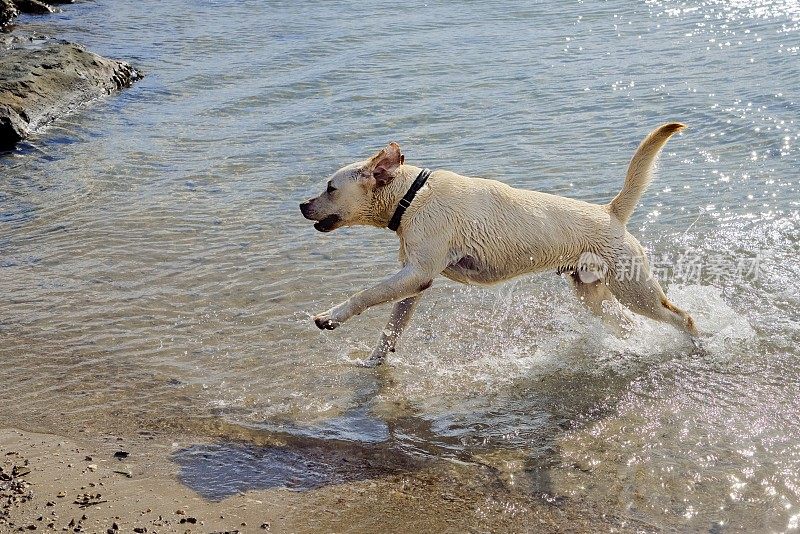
[0,427,651,533]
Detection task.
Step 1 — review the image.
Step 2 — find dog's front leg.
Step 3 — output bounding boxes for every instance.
[313,265,433,331]
[362,294,422,367]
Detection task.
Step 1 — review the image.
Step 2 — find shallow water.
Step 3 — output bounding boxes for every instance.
[1,0,799,530]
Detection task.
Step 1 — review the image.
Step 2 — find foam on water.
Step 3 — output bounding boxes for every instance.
[381,282,753,402]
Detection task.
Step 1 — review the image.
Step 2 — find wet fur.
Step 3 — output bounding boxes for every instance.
[300,124,698,366]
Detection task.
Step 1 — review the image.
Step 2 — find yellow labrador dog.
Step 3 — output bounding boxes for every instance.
[300,123,697,366]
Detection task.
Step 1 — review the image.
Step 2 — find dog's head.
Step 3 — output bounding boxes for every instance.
[299,142,404,232]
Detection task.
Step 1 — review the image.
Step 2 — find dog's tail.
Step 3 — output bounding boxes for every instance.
[608,122,685,225]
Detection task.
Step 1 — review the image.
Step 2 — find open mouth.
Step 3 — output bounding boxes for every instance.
[313,214,341,232]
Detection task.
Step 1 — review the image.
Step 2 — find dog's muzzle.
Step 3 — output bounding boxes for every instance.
[299,201,341,232]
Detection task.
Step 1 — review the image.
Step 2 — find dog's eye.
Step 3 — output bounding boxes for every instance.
[326,182,336,194]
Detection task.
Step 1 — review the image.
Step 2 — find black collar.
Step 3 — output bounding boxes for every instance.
[387,168,431,232]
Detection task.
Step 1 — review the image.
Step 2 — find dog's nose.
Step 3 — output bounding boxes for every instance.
[299,200,312,218]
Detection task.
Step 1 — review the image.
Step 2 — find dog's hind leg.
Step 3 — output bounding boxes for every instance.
[567,272,632,336]
[362,294,422,367]
[609,274,699,337]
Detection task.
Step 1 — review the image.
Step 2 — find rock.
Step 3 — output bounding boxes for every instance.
[0,42,141,149]
[73,493,106,507]
[13,0,57,15]
[0,0,19,26]
[11,466,30,478]
[112,451,129,460]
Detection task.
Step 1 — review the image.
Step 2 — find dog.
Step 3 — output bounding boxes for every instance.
[300,123,698,366]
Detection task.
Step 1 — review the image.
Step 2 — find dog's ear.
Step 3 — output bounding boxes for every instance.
[366,142,403,186]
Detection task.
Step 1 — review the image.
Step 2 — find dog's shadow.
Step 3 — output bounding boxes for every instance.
[172,362,644,501]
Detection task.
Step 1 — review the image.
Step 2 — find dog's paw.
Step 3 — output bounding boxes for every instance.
[313,312,341,330]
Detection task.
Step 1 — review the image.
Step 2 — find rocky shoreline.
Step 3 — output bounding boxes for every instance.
[0,0,140,149]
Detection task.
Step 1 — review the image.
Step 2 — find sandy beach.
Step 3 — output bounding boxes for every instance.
[0,426,652,533]
[1,427,277,533]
